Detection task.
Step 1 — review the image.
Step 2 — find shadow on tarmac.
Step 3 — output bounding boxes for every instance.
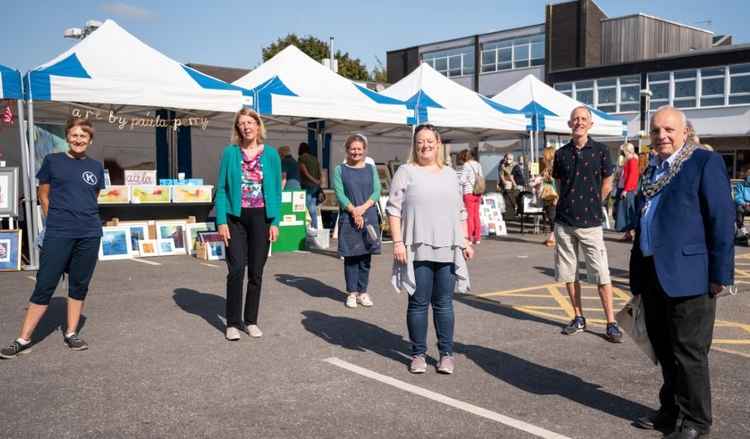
[173,288,225,334]
[453,341,652,421]
[455,293,564,330]
[32,297,87,343]
[276,274,346,304]
[300,310,413,366]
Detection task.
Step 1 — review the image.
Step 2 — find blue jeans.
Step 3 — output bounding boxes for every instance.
[305,189,318,229]
[344,254,371,293]
[407,261,456,356]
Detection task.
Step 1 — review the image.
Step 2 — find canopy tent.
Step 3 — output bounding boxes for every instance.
[21,19,255,268]
[232,45,412,134]
[380,63,529,139]
[0,64,23,99]
[490,74,627,137]
[25,20,251,112]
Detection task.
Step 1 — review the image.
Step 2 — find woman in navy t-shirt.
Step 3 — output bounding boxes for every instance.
[1,118,105,359]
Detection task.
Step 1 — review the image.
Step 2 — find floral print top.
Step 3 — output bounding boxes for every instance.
[241,148,265,208]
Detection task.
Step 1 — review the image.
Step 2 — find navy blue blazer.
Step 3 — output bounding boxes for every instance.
[629,149,734,298]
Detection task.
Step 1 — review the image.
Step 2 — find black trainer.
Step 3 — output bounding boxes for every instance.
[63,333,89,351]
[561,316,586,335]
[0,340,33,359]
[605,322,624,343]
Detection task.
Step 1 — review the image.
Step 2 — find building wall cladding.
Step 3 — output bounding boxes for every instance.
[601,15,713,65]
[582,0,605,66]
[546,1,580,72]
[386,47,419,84]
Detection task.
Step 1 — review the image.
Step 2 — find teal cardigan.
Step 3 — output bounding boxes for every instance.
[214,144,282,226]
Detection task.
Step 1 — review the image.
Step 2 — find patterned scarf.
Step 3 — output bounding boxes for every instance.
[640,143,698,200]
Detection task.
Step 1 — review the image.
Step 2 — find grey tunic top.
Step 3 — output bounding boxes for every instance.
[386,163,470,294]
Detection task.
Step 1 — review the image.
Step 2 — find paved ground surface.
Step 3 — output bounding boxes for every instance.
[1,231,749,439]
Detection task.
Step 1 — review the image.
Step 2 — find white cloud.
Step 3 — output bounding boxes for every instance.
[100,2,156,20]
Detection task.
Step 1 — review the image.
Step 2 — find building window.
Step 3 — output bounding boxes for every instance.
[554,82,573,98]
[699,67,726,107]
[673,69,697,109]
[647,72,670,110]
[596,78,617,113]
[730,63,750,105]
[480,34,544,74]
[422,46,475,78]
[619,76,641,112]
[575,80,594,105]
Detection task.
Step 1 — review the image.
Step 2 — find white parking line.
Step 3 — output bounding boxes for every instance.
[130,258,162,266]
[324,357,571,439]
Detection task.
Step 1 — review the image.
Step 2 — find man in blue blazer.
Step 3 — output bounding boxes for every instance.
[630,106,734,439]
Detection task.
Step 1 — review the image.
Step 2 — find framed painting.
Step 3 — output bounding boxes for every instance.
[98,186,130,204]
[156,221,187,254]
[0,167,20,216]
[185,222,216,255]
[0,229,22,271]
[130,185,171,203]
[157,238,179,256]
[126,223,149,256]
[206,242,226,261]
[99,226,133,260]
[172,185,213,203]
[138,240,158,257]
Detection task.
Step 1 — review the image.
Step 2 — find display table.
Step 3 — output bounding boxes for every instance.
[98,203,213,222]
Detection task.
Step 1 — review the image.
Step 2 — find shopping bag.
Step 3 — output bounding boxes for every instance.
[615,295,657,365]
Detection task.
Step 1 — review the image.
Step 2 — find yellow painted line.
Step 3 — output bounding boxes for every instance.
[201,263,218,268]
[545,286,576,319]
[611,287,632,302]
[733,268,750,277]
[478,283,562,297]
[712,347,750,359]
[712,339,750,345]
[524,306,603,312]
[512,306,569,323]
[482,292,554,298]
[26,275,36,281]
[715,320,750,332]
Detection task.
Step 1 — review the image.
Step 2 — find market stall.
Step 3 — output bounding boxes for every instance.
[21,19,253,266]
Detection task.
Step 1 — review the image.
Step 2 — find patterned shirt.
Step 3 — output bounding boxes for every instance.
[552,138,613,228]
[241,149,265,208]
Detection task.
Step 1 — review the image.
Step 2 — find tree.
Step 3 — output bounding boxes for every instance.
[370,56,388,83]
[262,34,370,81]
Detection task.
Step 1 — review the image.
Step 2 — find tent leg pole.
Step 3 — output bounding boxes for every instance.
[16,100,36,270]
[26,98,40,269]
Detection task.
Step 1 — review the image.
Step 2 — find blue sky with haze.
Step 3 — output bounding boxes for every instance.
[2,1,747,74]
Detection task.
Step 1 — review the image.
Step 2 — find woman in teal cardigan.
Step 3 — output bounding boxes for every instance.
[215,108,281,341]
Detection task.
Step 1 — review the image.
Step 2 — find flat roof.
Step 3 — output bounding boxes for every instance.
[602,13,714,35]
[387,23,544,54]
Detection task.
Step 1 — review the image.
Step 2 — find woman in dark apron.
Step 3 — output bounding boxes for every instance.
[332,134,382,308]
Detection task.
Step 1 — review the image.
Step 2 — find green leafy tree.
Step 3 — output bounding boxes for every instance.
[262,34,369,81]
[370,56,388,83]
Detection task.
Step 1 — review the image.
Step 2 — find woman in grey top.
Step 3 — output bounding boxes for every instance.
[387,124,474,375]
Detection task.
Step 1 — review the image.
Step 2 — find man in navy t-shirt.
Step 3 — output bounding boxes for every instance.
[1,118,106,359]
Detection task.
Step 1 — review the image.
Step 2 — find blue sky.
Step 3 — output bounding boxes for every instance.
[1,0,748,74]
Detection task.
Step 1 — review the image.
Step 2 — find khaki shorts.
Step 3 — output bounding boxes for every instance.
[554,224,611,285]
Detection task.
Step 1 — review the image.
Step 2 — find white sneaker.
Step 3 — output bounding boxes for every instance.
[225,327,241,341]
[346,293,358,308]
[357,293,373,307]
[247,325,263,338]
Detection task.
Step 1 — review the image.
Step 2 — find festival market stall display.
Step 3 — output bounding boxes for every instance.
[1,64,31,270]
[21,19,252,265]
